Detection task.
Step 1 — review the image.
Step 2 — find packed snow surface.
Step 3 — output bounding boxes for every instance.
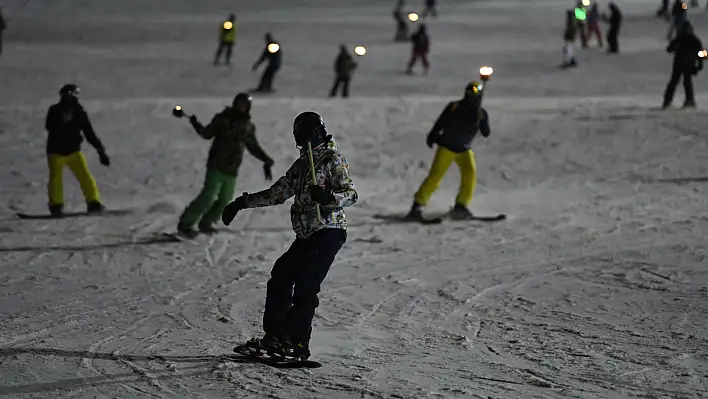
[1,0,707,398]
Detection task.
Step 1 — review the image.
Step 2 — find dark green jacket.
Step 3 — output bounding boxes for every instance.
[193,108,272,176]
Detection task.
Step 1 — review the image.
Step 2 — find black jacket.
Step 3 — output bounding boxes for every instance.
[428,101,490,153]
[668,33,703,71]
[45,102,104,156]
[608,5,622,30]
[255,42,281,69]
[334,52,357,78]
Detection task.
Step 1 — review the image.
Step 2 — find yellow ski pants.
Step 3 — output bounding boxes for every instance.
[414,147,476,207]
[48,151,100,205]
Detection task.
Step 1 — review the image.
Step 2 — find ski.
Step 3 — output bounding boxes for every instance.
[372,213,443,225]
[16,209,132,220]
[449,213,506,222]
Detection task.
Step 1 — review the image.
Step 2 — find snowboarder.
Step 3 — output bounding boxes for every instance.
[562,9,579,68]
[223,112,358,361]
[405,81,491,221]
[214,13,236,66]
[0,7,6,57]
[586,3,603,47]
[422,0,437,18]
[604,2,622,53]
[667,0,688,41]
[177,93,274,237]
[329,45,358,98]
[406,24,430,75]
[45,84,110,218]
[252,33,281,93]
[662,21,704,108]
[393,0,409,41]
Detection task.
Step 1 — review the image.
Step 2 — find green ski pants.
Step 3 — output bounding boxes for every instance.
[179,167,237,228]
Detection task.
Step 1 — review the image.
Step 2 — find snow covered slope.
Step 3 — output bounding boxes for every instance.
[1,0,707,398]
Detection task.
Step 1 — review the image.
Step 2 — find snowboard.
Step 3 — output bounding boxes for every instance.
[16,209,132,220]
[232,346,322,369]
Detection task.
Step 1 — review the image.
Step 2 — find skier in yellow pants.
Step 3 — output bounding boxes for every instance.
[406,81,491,221]
[45,84,110,217]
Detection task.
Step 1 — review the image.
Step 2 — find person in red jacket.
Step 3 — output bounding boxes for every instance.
[407,24,430,75]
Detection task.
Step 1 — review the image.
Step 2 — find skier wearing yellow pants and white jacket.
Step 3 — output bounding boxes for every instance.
[406,81,490,221]
[45,84,110,218]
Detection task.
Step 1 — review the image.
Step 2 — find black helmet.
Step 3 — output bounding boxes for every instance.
[232,92,253,111]
[59,84,80,98]
[293,111,327,147]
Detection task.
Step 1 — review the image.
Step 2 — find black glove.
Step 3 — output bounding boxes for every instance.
[263,162,273,181]
[426,133,437,149]
[189,115,200,128]
[222,195,248,226]
[309,185,335,206]
[98,151,110,167]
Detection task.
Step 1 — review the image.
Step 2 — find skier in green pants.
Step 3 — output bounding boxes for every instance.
[178,92,274,237]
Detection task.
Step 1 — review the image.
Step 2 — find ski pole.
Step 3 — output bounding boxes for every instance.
[307,141,323,223]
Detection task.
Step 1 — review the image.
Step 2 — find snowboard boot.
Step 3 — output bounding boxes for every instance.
[198,223,218,234]
[449,203,474,220]
[403,202,424,221]
[49,204,64,218]
[177,223,199,239]
[86,201,105,214]
[286,341,311,361]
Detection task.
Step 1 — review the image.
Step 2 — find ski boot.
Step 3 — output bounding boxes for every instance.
[86,201,105,214]
[198,223,218,235]
[449,203,474,221]
[49,204,64,218]
[177,223,199,239]
[403,202,424,221]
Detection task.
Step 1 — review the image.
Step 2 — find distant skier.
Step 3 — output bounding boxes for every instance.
[422,0,437,18]
[667,0,687,41]
[45,84,110,217]
[604,2,622,53]
[329,45,358,98]
[575,1,589,48]
[177,93,274,237]
[0,7,6,56]
[214,13,236,66]
[662,21,703,109]
[406,24,430,75]
[224,112,358,361]
[586,3,603,47]
[405,81,491,221]
[562,9,579,68]
[657,0,670,19]
[393,0,409,41]
[252,32,281,93]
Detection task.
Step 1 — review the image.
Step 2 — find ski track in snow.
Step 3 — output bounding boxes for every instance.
[1,0,708,398]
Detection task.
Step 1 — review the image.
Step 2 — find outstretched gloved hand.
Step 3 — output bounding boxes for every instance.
[426,133,437,149]
[222,195,248,226]
[98,151,110,167]
[263,162,273,181]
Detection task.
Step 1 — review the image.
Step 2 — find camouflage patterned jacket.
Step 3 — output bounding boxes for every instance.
[195,108,273,176]
[243,137,358,239]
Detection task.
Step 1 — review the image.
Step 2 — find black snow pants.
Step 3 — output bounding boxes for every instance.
[257,64,279,91]
[663,67,695,106]
[263,228,347,344]
[607,26,619,53]
[329,76,351,97]
[214,41,233,65]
